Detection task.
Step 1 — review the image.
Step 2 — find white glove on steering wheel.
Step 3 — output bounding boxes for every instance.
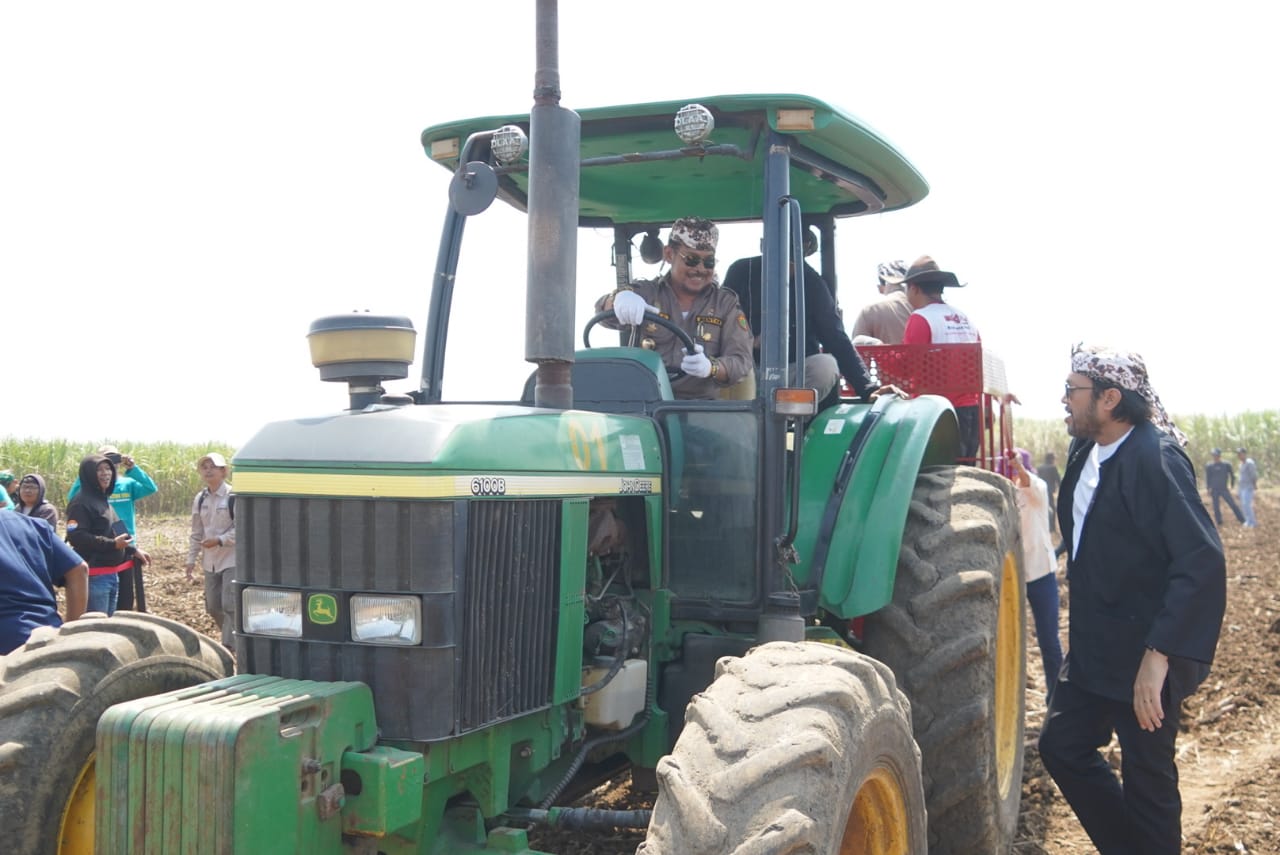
[613,290,656,326]
[680,344,712,378]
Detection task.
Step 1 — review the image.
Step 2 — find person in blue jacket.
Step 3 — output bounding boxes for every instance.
[1039,343,1226,855]
[67,444,157,610]
[1,512,87,654]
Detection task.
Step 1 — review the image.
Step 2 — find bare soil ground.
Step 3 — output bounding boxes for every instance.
[130,490,1279,854]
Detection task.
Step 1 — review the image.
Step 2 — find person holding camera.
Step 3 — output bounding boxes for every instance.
[67,444,158,610]
[64,453,151,615]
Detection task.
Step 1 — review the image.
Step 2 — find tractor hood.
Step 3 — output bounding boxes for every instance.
[232,403,664,500]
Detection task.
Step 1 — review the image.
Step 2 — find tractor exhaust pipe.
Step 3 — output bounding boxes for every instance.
[525,0,580,409]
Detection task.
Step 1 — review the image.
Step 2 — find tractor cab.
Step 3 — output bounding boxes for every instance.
[415,94,951,625]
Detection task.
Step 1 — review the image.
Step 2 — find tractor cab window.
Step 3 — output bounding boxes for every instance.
[661,408,759,603]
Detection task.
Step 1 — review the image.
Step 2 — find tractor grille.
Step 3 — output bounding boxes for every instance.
[235,495,560,741]
[459,500,561,730]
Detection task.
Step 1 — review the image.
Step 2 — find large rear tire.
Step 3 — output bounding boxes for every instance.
[639,641,927,855]
[0,614,234,855]
[863,466,1026,854]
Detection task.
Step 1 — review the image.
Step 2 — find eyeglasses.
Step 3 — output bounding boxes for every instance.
[1063,383,1094,396]
[678,251,716,270]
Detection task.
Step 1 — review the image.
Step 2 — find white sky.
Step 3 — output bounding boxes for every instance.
[3,1,1277,446]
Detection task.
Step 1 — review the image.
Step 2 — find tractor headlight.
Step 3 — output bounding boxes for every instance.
[674,103,714,145]
[490,124,529,165]
[241,587,303,637]
[350,594,422,645]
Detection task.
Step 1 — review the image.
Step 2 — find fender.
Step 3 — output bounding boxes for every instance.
[791,394,959,617]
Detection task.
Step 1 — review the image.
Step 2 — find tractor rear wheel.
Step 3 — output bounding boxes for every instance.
[0,614,233,855]
[639,641,927,855]
[862,466,1026,854]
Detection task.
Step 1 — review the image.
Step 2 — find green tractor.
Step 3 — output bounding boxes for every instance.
[0,8,1025,855]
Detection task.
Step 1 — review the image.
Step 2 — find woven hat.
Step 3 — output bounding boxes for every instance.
[903,255,962,289]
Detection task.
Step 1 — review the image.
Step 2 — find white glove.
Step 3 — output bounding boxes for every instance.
[680,344,712,378]
[613,290,655,326]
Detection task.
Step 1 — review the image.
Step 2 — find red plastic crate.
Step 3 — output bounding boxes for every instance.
[854,343,984,399]
[851,342,1015,470]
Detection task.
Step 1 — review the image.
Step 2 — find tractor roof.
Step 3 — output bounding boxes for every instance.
[421,93,928,227]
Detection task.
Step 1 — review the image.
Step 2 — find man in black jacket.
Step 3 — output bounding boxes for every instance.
[722,236,877,408]
[1039,343,1226,855]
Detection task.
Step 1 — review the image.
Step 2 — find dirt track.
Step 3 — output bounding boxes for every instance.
[134,490,1279,853]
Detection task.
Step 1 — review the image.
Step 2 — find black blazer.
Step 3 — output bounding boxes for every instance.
[1057,419,1226,702]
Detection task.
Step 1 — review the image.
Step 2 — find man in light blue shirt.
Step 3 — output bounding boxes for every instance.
[1237,447,1258,528]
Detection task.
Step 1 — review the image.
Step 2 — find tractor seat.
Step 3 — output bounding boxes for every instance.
[520,347,674,415]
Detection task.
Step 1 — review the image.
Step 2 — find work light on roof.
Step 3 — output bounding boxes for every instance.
[674,103,714,145]
[491,124,529,165]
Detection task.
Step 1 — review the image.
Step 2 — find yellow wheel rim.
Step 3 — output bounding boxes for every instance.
[840,766,911,855]
[58,753,95,855]
[994,551,1023,799]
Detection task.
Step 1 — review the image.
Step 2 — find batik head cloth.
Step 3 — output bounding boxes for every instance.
[877,259,907,286]
[1070,343,1187,446]
[668,217,718,252]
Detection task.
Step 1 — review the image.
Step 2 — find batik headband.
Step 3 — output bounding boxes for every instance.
[1071,343,1187,446]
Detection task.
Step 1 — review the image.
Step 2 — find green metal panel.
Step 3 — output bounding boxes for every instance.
[554,498,588,704]
[421,93,928,224]
[340,746,426,839]
[790,395,960,618]
[97,675,378,855]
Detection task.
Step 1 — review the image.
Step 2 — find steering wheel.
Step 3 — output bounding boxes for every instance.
[583,309,699,381]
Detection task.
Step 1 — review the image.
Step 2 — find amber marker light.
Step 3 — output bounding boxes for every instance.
[773,387,818,416]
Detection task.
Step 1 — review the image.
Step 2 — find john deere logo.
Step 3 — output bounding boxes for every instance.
[308,594,338,625]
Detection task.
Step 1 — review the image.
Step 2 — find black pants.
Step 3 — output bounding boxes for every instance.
[115,559,146,612]
[1209,488,1243,525]
[1039,675,1184,854]
[955,404,980,462]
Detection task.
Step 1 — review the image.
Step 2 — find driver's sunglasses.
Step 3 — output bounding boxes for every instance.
[678,251,716,270]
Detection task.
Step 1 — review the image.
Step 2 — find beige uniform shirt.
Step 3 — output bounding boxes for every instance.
[595,273,754,400]
[187,482,236,574]
[850,287,913,345]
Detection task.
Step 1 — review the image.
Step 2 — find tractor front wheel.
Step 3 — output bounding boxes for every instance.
[639,641,927,855]
[863,466,1026,854]
[0,614,233,855]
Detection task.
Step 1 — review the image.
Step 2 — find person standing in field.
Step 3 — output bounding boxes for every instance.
[1204,447,1244,527]
[1005,447,1063,700]
[0,471,16,510]
[849,259,913,345]
[13,474,59,530]
[185,452,236,647]
[1036,451,1062,534]
[65,453,151,615]
[900,255,982,460]
[67,444,157,610]
[1039,343,1225,855]
[0,512,87,654]
[1236,446,1258,528]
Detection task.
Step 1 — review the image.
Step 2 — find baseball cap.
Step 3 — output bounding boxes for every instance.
[199,452,228,468]
[0,470,13,485]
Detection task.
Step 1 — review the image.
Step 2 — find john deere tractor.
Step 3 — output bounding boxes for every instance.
[0,4,1025,853]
